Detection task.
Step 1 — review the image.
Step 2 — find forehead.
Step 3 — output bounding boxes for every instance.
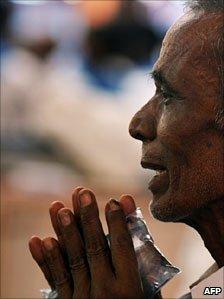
[154,12,222,83]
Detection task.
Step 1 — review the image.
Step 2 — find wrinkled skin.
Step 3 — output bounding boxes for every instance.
[29,188,145,299]
[129,11,224,222]
[29,10,224,299]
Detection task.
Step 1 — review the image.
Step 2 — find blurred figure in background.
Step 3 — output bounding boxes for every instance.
[83,0,160,91]
[0,0,13,54]
[1,0,167,193]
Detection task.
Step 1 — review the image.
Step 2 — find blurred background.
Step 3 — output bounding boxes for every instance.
[1,0,214,298]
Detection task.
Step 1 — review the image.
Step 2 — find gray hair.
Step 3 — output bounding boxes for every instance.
[186,0,224,11]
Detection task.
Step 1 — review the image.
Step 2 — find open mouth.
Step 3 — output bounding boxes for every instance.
[141,160,170,196]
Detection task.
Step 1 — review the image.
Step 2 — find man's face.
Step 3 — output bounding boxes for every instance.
[129,11,224,222]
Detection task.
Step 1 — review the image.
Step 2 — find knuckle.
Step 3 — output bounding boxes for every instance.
[80,206,110,257]
[87,246,109,260]
[69,255,87,273]
[85,233,109,255]
[53,270,70,287]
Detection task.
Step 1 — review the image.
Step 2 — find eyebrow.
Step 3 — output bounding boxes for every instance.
[150,69,181,98]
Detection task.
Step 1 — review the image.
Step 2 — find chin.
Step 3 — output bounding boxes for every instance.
[148,166,223,222]
[149,190,197,222]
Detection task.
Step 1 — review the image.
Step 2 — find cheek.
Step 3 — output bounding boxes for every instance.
[157,111,190,152]
[172,134,224,204]
[157,105,210,152]
[150,136,223,220]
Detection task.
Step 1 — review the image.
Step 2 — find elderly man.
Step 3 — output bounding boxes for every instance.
[29,0,224,298]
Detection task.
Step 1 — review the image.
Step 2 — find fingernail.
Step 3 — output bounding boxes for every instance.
[59,210,71,226]
[79,192,92,207]
[109,199,120,211]
[43,238,54,251]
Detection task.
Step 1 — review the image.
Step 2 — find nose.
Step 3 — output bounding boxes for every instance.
[129,110,156,142]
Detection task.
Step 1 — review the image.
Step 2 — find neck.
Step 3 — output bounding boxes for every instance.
[182,199,224,268]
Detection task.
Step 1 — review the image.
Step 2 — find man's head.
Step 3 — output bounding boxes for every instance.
[129,0,224,222]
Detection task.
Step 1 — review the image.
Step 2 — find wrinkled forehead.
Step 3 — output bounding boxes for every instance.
[155,11,222,80]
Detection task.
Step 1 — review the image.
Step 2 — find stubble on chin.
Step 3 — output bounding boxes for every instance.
[149,197,177,222]
[149,192,193,223]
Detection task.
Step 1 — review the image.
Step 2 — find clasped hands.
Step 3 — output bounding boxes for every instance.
[29,187,145,299]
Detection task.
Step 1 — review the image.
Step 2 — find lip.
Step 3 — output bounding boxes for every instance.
[141,158,170,196]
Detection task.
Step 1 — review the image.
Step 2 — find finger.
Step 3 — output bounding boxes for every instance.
[119,194,136,216]
[72,186,84,216]
[49,201,65,247]
[72,187,85,236]
[78,189,113,279]
[105,199,138,280]
[42,237,73,299]
[49,201,71,272]
[57,208,90,298]
[29,236,55,289]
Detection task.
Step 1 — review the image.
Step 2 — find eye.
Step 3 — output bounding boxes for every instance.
[161,90,173,105]
[156,84,183,106]
[157,86,174,106]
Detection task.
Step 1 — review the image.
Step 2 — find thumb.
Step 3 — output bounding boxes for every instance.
[119,194,136,216]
